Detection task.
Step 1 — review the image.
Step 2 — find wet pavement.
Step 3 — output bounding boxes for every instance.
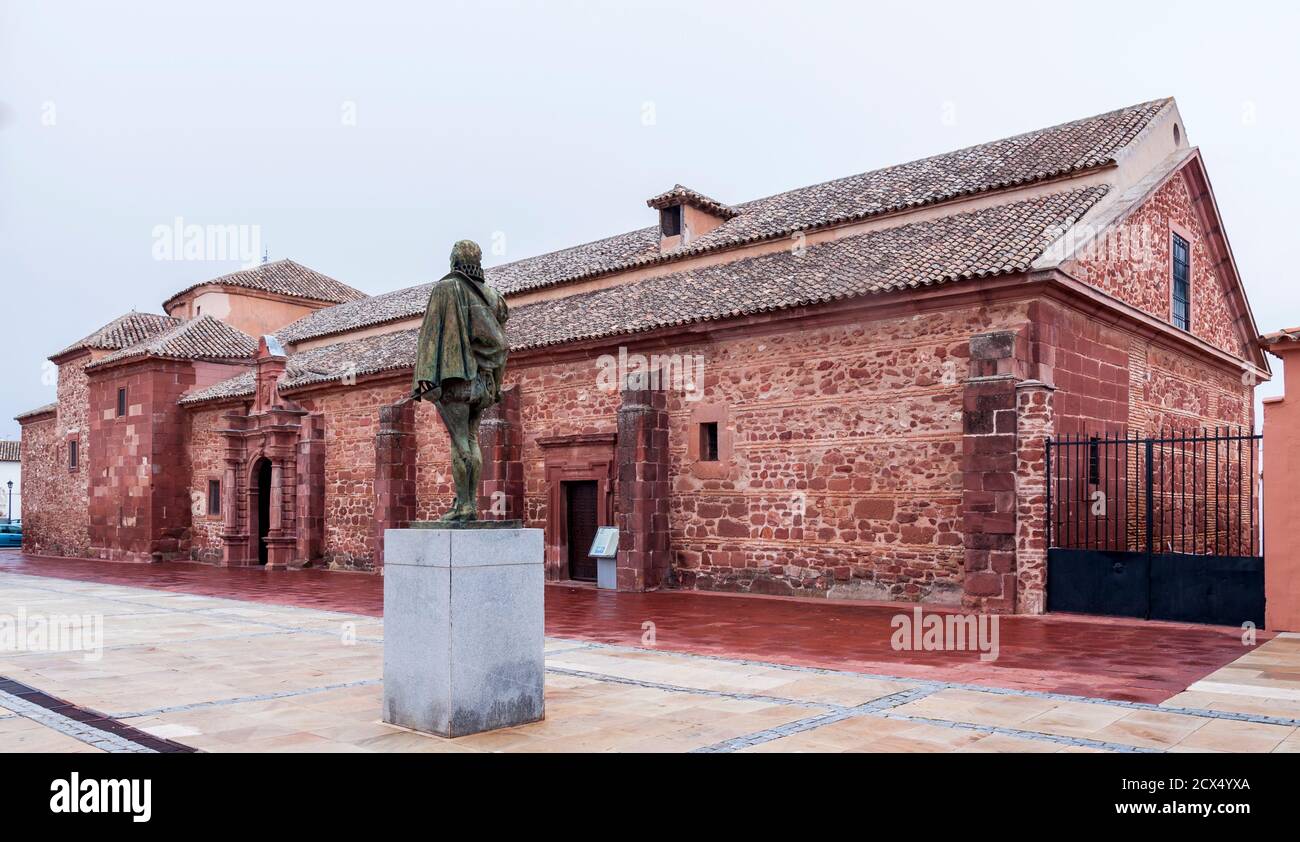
[2,568,1296,754]
[0,551,1264,703]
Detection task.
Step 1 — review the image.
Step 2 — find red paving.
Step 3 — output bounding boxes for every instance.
[0,551,1264,703]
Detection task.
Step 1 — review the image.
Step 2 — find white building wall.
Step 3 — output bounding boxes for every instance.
[0,460,20,521]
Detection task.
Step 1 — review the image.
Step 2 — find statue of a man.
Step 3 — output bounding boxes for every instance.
[412,240,509,522]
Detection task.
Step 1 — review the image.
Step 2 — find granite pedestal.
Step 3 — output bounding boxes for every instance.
[382,525,545,737]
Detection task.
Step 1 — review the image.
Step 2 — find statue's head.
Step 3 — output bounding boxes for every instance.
[450,239,484,281]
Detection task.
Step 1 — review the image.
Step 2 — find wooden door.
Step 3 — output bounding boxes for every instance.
[566,481,599,581]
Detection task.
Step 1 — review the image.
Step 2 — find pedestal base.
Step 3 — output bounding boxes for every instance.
[382,526,545,738]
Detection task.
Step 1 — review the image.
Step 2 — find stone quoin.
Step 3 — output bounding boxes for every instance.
[15,98,1267,614]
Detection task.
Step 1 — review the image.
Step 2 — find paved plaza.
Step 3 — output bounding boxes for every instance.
[2,551,1299,753]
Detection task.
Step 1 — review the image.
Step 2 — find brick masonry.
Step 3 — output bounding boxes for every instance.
[664,304,1022,602]
[961,371,1019,613]
[1014,381,1054,614]
[17,162,1260,607]
[25,281,1258,606]
[187,406,226,562]
[19,357,91,558]
[1059,165,1254,435]
[373,401,416,566]
[615,384,671,591]
[301,384,406,570]
[478,386,524,522]
[87,358,198,561]
[1071,167,1244,359]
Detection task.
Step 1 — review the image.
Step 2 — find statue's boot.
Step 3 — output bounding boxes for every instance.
[435,501,477,523]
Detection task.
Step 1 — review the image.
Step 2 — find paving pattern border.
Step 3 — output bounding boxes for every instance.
[549,664,1162,753]
[550,638,1300,729]
[0,676,195,754]
[2,571,1295,754]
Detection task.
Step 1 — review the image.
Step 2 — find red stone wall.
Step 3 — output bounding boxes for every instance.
[515,362,623,531]
[1030,297,1250,437]
[412,399,455,522]
[1132,341,1252,432]
[226,301,1028,601]
[1013,382,1054,614]
[18,414,84,557]
[1070,167,1245,358]
[1029,301,1131,436]
[489,305,1007,601]
[19,356,91,557]
[299,384,406,569]
[152,165,1256,603]
[663,306,1035,602]
[374,402,417,565]
[247,300,1019,599]
[188,404,236,562]
[87,359,199,561]
[616,385,671,591]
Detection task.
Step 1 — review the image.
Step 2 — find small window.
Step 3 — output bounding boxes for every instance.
[699,422,719,462]
[1088,436,1100,486]
[660,205,682,237]
[116,387,127,417]
[1172,233,1191,331]
[68,440,78,470]
[207,479,222,516]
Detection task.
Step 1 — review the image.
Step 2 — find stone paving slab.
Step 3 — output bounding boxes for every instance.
[3,569,1300,753]
[1,552,1266,703]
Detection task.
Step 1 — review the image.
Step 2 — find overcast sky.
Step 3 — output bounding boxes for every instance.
[2,0,1296,437]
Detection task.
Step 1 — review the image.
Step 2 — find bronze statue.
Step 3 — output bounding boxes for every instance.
[411,240,509,522]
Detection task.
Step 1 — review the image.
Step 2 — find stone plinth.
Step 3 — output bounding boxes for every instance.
[382,526,545,737]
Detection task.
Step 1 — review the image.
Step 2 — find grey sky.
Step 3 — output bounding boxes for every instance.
[2,0,1296,437]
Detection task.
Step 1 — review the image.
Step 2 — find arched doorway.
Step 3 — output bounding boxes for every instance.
[217,407,321,569]
[255,458,272,566]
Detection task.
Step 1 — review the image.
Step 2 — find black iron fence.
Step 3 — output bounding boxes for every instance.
[1047,427,1261,559]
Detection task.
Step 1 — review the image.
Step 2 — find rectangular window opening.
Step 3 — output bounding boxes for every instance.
[660,205,682,237]
[117,387,127,417]
[208,479,222,516]
[1172,233,1191,331]
[69,440,78,470]
[700,422,719,462]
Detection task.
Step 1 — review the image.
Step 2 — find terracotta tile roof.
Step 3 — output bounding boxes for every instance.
[52,312,181,360]
[87,315,258,369]
[1259,327,1300,346]
[484,98,1170,295]
[507,185,1108,349]
[0,441,19,462]
[179,371,255,406]
[187,185,1105,404]
[14,403,57,422]
[273,97,1169,347]
[277,282,434,345]
[161,259,367,309]
[646,184,738,219]
[181,329,419,405]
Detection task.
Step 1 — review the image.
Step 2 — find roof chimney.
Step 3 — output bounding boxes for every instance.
[646,185,737,253]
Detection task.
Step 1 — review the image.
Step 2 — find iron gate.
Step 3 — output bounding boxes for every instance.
[1045,428,1264,627]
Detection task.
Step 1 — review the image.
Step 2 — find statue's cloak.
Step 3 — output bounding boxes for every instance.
[412,270,509,403]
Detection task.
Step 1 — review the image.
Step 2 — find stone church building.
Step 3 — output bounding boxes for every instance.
[17,98,1266,614]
